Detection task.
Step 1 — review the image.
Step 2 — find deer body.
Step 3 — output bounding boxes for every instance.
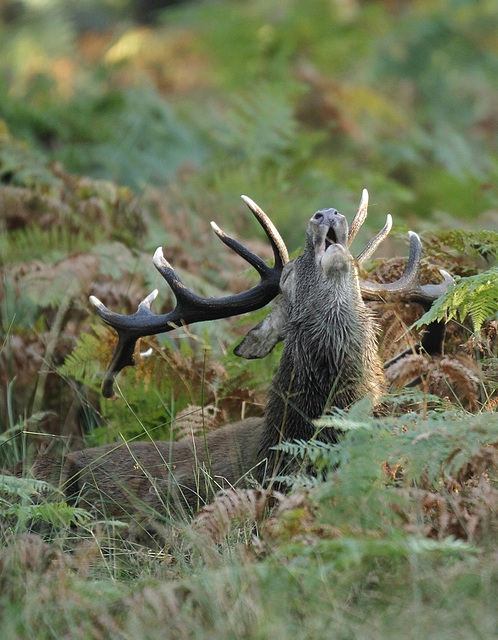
[59,418,265,516]
[28,192,450,517]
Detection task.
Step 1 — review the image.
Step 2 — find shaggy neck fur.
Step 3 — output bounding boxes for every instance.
[258,243,383,477]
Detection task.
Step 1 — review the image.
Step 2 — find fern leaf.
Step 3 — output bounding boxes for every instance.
[0,225,100,267]
[425,229,498,264]
[0,474,57,499]
[413,267,498,332]
[57,329,107,389]
[2,501,91,528]
[193,488,278,542]
[213,88,297,163]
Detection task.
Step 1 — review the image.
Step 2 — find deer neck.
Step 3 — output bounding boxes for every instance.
[259,260,376,466]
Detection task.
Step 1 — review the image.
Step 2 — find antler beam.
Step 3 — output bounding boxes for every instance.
[359,231,453,306]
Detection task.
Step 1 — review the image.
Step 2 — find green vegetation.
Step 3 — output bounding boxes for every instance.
[0,0,497,638]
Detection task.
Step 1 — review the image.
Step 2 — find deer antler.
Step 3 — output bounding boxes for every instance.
[348,188,370,246]
[347,188,393,265]
[348,189,453,305]
[360,230,453,305]
[90,196,289,398]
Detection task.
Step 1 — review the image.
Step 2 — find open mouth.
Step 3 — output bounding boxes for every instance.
[325,226,338,250]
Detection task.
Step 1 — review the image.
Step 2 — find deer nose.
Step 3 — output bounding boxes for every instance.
[311,209,345,226]
[312,209,338,223]
[312,211,326,223]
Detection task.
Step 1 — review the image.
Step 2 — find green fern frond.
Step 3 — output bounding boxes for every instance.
[0,474,91,529]
[314,408,497,487]
[272,440,310,459]
[0,474,56,499]
[1,498,91,528]
[212,88,297,164]
[0,224,102,267]
[425,229,498,264]
[413,267,498,332]
[397,410,497,484]
[57,329,105,389]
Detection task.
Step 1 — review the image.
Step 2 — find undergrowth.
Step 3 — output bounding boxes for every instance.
[0,397,496,640]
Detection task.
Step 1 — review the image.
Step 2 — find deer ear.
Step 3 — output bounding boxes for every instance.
[234,296,287,359]
[234,260,295,359]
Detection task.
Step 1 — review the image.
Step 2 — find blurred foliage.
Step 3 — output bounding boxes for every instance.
[0,0,496,247]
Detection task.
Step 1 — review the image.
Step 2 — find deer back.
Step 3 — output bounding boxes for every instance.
[61,417,264,516]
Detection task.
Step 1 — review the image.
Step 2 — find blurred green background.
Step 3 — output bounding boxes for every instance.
[1,0,497,251]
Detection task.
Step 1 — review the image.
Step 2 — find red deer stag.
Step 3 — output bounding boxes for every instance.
[39,191,452,517]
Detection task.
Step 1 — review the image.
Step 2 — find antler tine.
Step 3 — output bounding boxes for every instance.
[360,231,454,306]
[240,195,289,268]
[90,199,287,398]
[347,188,369,246]
[89,290,160,399]
[356,214,392,266]
[347,188,392,266]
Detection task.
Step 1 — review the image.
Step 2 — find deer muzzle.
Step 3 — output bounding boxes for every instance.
[309,209,352,275]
